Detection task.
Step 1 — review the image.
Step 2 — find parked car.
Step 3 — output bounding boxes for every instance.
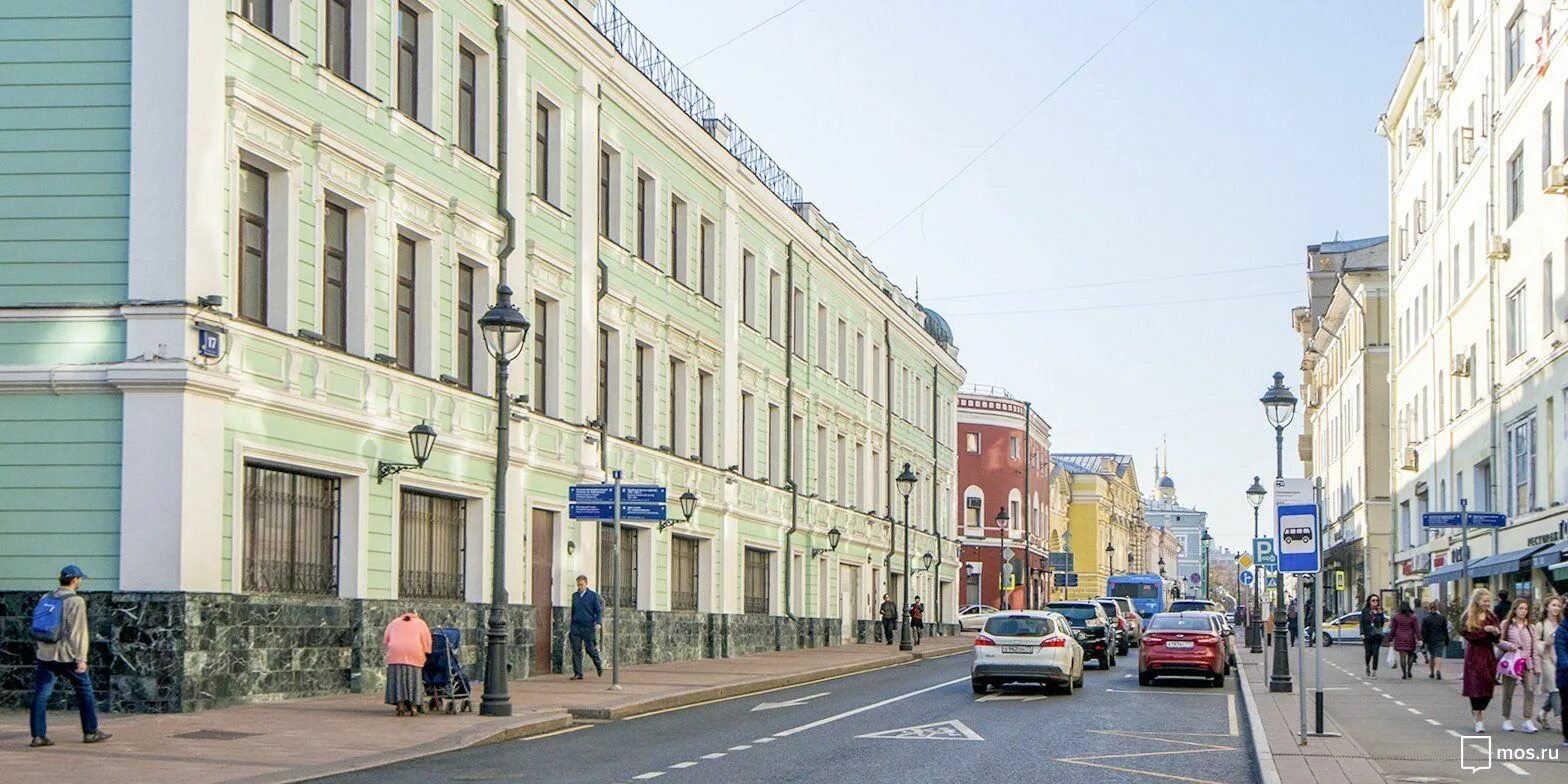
[959,604,1000,632]
[1093,598,1133,655]
[1190,610,1237,671]
[1168,598,1220,614]
[1108,596,1145,645]
[1097,596,1144,650]
[1319,612,1363,646]
[971,611,1085,696]
[1139,612,1228,687]
[1045,600,1116,669]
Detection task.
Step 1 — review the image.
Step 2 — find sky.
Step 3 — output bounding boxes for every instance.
[610,0,1421,553]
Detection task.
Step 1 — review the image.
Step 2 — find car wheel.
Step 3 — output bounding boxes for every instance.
[1139,671,1154,687]
[1212,672,1226,687]
[1099,651,1112,669]
[1322,632,1333,647]
[1061,675,1074,695]
[971,678,988,695]
[1118,643,1130,656]
[1074,667,1085,689]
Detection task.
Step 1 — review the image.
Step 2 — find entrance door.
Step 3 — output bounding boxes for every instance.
[839,564,859,639]
[530,509,555,674]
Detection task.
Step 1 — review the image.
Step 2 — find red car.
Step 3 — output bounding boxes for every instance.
[1138,612,1227,687]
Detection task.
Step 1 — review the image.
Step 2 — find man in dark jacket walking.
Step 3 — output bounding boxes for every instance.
[1494,591,1512,623]
[568,575,604,680]
[1420,600,1450,680]
[879,594,897,645]
[30,564,111,747]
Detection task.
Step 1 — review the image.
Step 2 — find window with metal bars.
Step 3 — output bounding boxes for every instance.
[398,490,466,600]
[598,524,639,608]
[671,536,699,611]
[237,163,269,325]
[743,548,770,614]
[243,464,340,595]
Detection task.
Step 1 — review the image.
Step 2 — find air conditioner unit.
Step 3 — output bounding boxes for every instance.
[1547,164,1568,194]
[1439,69,1456,91]
[1425,98,1442,120]
[1408,128,1427,148]
[965,497,982,509]
[1459,127,1476,163]
[1450,353,1472,377]
[1488,235,1511,260]
[1401,444,1419,471]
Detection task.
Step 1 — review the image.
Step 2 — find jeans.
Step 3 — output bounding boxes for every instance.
[568,627,602,677]
[30,661,98,739]
[881,618,896,644]
[1500,671,1536,719]
[1363,635,1383,671]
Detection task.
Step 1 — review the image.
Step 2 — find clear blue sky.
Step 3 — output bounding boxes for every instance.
[612,0,1420,552]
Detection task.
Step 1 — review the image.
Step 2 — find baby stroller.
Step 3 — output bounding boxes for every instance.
[423,627,473,714]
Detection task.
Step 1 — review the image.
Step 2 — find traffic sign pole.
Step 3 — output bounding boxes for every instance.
[1460,498,1470,590]
[610,469,622,691]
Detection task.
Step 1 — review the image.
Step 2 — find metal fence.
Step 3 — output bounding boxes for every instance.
[671,536,699,611]
[398,490,466,599]
[243,464,340,595]
[598,524,639,608]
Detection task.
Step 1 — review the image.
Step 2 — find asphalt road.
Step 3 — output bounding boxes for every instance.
[322,650,1258,784]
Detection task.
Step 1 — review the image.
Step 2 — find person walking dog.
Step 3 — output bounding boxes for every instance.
[569,575,604,679]
[29,564,111,747]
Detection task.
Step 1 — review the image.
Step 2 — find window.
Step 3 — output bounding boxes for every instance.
[697,370,714,464]
[669,196,688,284]
[965,432,980,454]
[1506,416,1536,515]
[534,99,556,204]
[671,536,700,612]
[395,235,417,371]
[1506,11,1525,83]
[396,3,420,119]
[871,448,883,513]
[855,332,867,393]
[636,172,654,263]
[741,250,757,326]
[241,0,275,33]
[399,490,465,599]
[836,319,848,383]
[699,218,717,301]
[1507,284,1526,358]
[816,426,828,496]
[1544,256,1556,336]
[853,442,865,507]
[533,297,552,414]
[635,342,653,442]
[1508,146,1525,222]
[598,524,638,608]
[668,357,687,452]
[768,270,784,343]
[766,403,781,484]
[597,325,619,430]
[457,44,479,156]
[324,0,352,80]
[1467,224,1476,284]
[744,548,771,614]
[791,415,805,485]
[243,463,339,595]
[835,435,847,502]
[1009,436,1019,459]
[816,304,828,370]
[237,163,269,325]
[791,288,805,357]
[599,146,620,240]
[740,392,756,476]
[1544,105,1554,186]
[321,202,349,349]
[871,343,882,402]
[456,263,475,388]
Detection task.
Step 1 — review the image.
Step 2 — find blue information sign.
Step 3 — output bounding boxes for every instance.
[1254,537,1278,568]
[618,502,668,522]
[1053,572,1078,587]
[569,503,615,520]
[198,329,221,358]
[1240,571,1255,586]
[619,485,667,503]
[1422,511,1507,529]
[569,485,615,503]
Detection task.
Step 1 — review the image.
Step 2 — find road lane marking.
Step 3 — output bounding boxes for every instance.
[1371,687,1383,693]
[856,719,984,741]
[976,692,1046,702]
[1446,729,1463,738]
[753,737,775,743]
[1407,708,1422,715]
[1059,731,1239,784]
[1227,694,1238,737]
[726,745,752,751]
[750,692,831,712]
[773,675,970,737]
[525,724,594,740]
[622,660,910,720]
[1104,688,1225,696]
[1425,719,1440,725]
[632,774,664,780]
[1502,762,1529,775]
[1394,700,1405,706]
[668,762,697,769]
[700,753,726,759]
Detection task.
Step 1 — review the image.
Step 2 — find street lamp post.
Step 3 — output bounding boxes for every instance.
[993,506,1010,609]
[476,284,530,717]
[1246,476,1267,653]
[1104,541,1115,595]
[1261,371,1298,694]
[896,464,918,652]
[1201,530,1213,600]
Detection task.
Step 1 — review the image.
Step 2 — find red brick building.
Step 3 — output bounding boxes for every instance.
[956,386,1052,610]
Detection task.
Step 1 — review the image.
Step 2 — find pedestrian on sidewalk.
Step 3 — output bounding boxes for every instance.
[569,575,604,679]
[384,610,432,716]
[1535,595,1562,732]
[1287,600,1299,646]
[1494,590,1512,623]
[879,594,897,645]
[29,564,110,747]
[909,596,925,644]
[1498,597,1540,733]
[1421,600,1450,680]
[1461,587,1502,733]
[1389,601,1421,679]
[1553,609,1568,745]
[1359,594,1387,677]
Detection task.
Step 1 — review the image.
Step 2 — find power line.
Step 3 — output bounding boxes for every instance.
[925,263,1297,303]
[685,0,809,67]
[865,0,1160,249]
[945,289,1296,318]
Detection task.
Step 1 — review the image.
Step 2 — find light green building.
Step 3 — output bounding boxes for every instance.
[0,0,964,710]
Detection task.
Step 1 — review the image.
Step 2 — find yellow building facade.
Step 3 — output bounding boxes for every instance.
[1056,454,1147,599]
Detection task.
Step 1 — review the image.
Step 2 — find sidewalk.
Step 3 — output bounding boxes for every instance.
[1237,647,1386,784]
[1,634,972,784]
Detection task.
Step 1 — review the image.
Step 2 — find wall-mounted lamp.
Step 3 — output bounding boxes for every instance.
[377,422,437,483]
[657,491,700,531]
[811,526,842,558]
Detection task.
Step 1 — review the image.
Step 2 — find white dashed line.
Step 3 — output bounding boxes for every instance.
[1393,700,1405,706]
[727,745,752,751]
[1502,762,1529,775]
[1407,708,1422,715]
[669,762,697,769]
[701,753,727,759]
[1446,729,1463,738]
[633,773,665,781]
[753,737,776,743]
[1425,719,1441,726]
[1371,687,1383,693]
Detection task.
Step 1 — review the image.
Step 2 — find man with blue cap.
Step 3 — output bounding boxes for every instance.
[28,564,110,747]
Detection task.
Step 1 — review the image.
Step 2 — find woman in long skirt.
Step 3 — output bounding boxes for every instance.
[385,611,433,716]
[1461,588,1502,733]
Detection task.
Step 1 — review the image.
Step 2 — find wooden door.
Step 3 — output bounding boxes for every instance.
[530,509,555,674]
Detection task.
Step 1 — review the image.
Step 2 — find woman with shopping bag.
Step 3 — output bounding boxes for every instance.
[1497,597,1539,733]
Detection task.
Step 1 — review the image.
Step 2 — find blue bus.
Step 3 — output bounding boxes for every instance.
[1106,573,1166,618]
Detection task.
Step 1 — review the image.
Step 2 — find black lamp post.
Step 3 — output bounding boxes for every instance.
[1261,371,1297,693]
[476,284,529,717]
[1104,541,1115,590]
[896,463,917,652]
[1246,476,1267,653]
[1200,530,1213,600]
[993,506,1009,608]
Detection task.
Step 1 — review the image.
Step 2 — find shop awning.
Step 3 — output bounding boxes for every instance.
[1551,561,1568,579]
[1423,560,1466,585]
[1531,543,1566,570]
[1465,544,1556,579]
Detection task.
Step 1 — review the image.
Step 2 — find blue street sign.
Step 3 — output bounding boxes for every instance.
[569,485,615,503]
[618,502,668,522]
[619,485,667,503]
[1267,575,1279,589]
[1422,511,1507,529]
[1274,478,1320,575]
[569,502,615,520]
[1053,572,1078,587]
[1240,571,1255,586]
[1048,551,1074,571]
[1253,537,1278,568]
[198,328,221,358]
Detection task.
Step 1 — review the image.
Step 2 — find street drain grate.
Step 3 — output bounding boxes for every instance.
[172,730,262,741]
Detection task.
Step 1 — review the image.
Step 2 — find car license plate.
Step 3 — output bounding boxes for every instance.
[1000,645,1034,654]
[1165,641,1194,649]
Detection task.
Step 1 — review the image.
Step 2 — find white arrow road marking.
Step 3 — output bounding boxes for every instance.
[750,692,831,712]
[856,719,984,741]
[774,676,969,738]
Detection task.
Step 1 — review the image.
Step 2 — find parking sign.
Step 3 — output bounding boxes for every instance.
[1273,478,1320,574]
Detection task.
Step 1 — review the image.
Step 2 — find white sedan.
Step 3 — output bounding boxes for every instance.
[971,610,1086,695]
[959,604,1000,632]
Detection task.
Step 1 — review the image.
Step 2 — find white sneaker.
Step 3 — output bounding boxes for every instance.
[1521,720,1538,734]
[1475,721,1486,733]
[1502,719,1514,732]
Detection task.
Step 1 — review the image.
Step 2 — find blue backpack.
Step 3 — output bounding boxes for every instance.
[31,593,65,643]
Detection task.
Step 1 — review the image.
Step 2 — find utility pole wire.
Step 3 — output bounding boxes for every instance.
[865,0,1161,249]
[925,262,1297,303]
[946,288,1295,318]
[685,0,809,67]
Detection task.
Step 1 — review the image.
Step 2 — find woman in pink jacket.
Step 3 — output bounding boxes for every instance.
[1498,598,1539,733]
[1389,601,1423,679]
[384,611,433,716]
